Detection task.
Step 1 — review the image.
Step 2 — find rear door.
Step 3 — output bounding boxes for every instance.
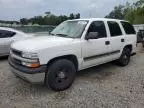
[107,21,125,59]
[0,30,16,55]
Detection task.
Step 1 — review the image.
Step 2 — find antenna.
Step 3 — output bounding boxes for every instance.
[89,12,92,18]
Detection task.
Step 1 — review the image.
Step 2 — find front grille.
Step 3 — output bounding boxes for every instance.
[11,49,22,57]
[10,49,22,65]
[10,57,21,65]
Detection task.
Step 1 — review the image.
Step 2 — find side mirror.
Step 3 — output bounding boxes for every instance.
[85,32,99,40]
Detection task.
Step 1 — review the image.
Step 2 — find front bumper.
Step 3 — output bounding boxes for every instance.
[9,57,47,84]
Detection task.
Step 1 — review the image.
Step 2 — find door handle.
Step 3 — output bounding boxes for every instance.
[121,39,125,42]
[105,41,110,45]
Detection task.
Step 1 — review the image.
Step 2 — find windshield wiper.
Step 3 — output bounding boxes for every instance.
[49,33,55,36]
[50,33,68,37]
[56,33,68,37]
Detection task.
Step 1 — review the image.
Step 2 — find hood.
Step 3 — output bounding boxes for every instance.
[11,36,75,52]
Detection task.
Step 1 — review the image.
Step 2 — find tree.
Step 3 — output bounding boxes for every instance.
[134,0,144,7]
[105,0,144,24]
[20,18,28,25]
[75,13,80,19]
[69,13,75,19]
[125,0,144,24]
[19,12,81,25]
[45,11,51,17]
[105,5,125,19]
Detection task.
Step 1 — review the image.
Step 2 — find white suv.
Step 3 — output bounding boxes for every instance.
[9,18,136,91]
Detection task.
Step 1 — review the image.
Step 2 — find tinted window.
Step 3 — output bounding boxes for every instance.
[0,30,16,38]
[121,21,136,34]
[107,21,122,37]
[87,21,107,38]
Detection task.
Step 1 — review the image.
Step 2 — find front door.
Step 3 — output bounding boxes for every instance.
[82,21,110,69]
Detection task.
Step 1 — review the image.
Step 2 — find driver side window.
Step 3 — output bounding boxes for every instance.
[87,21,107,38]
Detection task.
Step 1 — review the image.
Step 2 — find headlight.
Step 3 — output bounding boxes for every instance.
[22,52,38,59]
[21,52,40,68]
[22,62,40,68]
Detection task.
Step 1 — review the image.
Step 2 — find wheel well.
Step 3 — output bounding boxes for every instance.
[124,45,132,52]
[47,55,78,71]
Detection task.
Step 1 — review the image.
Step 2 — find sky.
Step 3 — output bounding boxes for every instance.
[0,0,138,21]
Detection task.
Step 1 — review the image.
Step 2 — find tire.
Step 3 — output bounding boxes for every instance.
[45,59,76,91]
[117,47,131,66]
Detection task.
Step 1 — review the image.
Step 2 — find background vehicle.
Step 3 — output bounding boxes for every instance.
[9,18,136,91]
[137,30,144,47]
[0,27,33,56]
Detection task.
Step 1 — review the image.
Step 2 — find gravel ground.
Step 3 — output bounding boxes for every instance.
[0,44,144,108]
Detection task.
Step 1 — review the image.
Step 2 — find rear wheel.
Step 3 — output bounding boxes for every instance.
[45,59,76,91]
[117,47,131,66]
[142,41,144,48]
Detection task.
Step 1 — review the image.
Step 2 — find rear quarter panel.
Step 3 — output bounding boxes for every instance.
[125,34,137,53]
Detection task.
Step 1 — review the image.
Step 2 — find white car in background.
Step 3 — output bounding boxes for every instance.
[0,27,33,56]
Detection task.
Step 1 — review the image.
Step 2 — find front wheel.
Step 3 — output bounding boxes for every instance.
[117,48,131,66]
[45,59,76,91]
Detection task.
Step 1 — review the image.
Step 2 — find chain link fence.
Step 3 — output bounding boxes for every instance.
[1,24,144,34]
[0,25,56,33]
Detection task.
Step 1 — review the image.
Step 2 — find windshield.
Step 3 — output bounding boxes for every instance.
[51,20,88,38]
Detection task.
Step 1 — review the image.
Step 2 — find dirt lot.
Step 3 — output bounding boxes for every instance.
[0,44,144,108]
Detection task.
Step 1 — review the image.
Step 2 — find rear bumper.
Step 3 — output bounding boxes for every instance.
[8,57,47,84]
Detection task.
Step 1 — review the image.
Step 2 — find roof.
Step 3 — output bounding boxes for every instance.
[68,18,128,22]
[0,26,26,35]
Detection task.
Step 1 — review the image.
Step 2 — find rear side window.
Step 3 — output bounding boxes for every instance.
[0,30,16,38]
[107,21,122,37]
[121,21,136,34]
